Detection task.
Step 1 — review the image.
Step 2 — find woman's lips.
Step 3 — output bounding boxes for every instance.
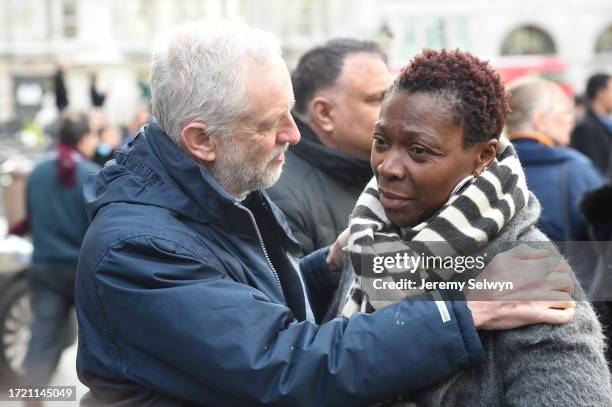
[379,189,414,209]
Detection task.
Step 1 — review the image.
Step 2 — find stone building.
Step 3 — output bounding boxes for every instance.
[0,0,610,127]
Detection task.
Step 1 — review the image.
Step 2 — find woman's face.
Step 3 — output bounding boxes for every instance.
[371,90,496,227]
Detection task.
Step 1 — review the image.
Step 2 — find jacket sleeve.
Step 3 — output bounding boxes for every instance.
[92,235,483,406]
[567,160,604,240]
[298,247,337,322]
[496,280,612,406]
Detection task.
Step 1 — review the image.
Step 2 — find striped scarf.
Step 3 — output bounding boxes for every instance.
[339,136,529,318]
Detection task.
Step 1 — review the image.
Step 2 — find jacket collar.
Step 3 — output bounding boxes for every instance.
[145,118,238,213]
[584,107,612,137]
[509,131,556,147]
[291,115,373,186]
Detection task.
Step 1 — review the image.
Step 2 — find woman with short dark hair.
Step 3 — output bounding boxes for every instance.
[332,49,611,406]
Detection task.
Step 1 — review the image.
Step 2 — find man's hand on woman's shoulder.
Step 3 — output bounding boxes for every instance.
[466,244,576,330]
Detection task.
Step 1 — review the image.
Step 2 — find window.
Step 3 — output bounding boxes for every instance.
[501,25,556,56]
[595,24,612,54]
[402,19,418,60]
[425,17,446,50]
[3,0,48,41]
[62,0,78,39]
[453,16,469,50]
[297,0,313,36]
[113,0,152,43]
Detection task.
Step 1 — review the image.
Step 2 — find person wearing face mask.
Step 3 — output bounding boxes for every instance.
[89,110,123,166]
[21,110,100,397]
[330,50,610,406]
[506,77,604,288]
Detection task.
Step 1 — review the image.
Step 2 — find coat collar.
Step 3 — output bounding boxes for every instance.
[291,115,373,187]
[584,107,612,137]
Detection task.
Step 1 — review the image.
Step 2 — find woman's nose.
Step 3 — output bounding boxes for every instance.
[377,154,406,180]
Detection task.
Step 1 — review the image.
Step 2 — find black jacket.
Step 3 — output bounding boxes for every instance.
[570,108,612,175]
[580,183,612,365]
[267,116,372,256]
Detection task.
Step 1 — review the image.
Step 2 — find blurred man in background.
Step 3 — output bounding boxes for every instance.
[123,104,151,140]
[268,39,393,255]
[89,73,106,109]
[23,110,99,396]
[53,61,69,113]
[89,110,122,166]
[570,73,612,177]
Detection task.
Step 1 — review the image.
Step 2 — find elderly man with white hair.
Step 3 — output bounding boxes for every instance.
[75,21,576,406]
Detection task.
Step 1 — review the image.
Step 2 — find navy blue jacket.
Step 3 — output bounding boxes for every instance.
[512,138,604,242]
[75,119,483,406]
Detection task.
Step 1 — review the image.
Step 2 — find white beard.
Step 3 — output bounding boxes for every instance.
[210,136,287,199]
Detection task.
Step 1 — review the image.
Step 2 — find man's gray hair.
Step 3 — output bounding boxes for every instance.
[506,76,565,134]
[150,20,282,144]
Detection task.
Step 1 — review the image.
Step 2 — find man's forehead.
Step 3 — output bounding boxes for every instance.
[244,58,292,97]
[337,53,392,90]
[241,67,294,123]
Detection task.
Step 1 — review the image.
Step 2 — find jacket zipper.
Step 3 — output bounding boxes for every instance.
[236,204,284,295]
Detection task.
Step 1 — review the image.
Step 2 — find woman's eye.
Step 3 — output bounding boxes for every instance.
[413,146,427,155]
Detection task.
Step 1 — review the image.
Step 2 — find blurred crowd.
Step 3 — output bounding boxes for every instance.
[1,62,151,404]
[2,35,612,400]
[23,61,151,169]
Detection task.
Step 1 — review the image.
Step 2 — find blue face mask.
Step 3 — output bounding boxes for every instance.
[96,142,112,156]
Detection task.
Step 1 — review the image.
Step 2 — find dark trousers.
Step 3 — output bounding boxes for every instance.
[23,264,76,386]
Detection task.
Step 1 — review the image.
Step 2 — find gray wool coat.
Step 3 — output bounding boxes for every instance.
[333,194,612,406]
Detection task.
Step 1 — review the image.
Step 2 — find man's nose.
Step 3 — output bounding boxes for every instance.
[277,114,301,145]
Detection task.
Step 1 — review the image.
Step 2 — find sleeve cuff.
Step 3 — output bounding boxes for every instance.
[300,246,338,290]
[438,290,484,366]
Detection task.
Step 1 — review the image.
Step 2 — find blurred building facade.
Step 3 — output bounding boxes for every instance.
[0,0,610,127]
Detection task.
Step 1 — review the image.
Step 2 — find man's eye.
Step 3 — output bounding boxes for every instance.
[373,136,387,146]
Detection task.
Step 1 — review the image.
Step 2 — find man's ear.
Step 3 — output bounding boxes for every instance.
[531,109,547,134]
[180,122,216,164]
[473,138,498,175]
[310,96,335,133]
